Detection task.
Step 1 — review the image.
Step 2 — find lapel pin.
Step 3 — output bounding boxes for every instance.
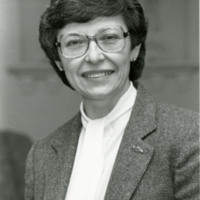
[132,145,144,154]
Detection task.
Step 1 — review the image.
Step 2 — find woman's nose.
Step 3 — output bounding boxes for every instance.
[85,41,105,63]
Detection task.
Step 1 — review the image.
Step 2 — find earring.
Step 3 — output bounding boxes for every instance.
[58,67,64,71]
[55,62,64,71]
[132,58,136,62]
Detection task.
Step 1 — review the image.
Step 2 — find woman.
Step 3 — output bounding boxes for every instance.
[25,0,199,199]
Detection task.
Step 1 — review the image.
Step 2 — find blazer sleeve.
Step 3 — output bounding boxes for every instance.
[174,123,199,200]
[24,144,35,200]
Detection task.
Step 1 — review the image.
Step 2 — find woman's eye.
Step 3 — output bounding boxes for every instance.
[101,34,120,43]
[64,38,85,48]
[66,40,81,47]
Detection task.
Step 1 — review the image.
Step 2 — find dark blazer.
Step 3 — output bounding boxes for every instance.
[25,84,199,200]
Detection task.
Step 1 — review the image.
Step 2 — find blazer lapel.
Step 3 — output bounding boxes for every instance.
[105,84,157,200]
[44,113,82,200]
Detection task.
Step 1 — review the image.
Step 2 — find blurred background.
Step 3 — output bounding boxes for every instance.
[0,0,199,199]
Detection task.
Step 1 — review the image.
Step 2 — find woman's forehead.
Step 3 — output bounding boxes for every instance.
[57,15,128,38]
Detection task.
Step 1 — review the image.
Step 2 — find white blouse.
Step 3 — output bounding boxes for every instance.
[65,82,137,200]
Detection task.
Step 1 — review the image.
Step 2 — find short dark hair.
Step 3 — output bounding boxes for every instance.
[39,0,148,88]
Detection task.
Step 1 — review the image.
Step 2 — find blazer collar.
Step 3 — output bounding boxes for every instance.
[48,83,157,200]
[127,82,157,139]
[104,83,156,200]
[45,113,82,200]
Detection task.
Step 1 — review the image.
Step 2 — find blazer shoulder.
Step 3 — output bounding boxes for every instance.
[155,102,199,141]
[156,102,198,125]
[32,112,81,151]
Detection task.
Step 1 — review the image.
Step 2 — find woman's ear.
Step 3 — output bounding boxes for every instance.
[130,44,141,62]
[55,61,64,71]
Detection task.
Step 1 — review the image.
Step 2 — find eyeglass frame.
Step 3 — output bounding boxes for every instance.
[55,26,130,59]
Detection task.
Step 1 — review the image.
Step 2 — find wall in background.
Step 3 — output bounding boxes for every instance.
[0,0,199,140]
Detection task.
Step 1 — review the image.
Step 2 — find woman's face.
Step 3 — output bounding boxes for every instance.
[56,15,140,102]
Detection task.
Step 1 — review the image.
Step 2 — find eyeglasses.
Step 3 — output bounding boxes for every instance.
[55,27,130,59]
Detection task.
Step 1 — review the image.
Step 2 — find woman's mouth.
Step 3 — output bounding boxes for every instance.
[82,70,114,79]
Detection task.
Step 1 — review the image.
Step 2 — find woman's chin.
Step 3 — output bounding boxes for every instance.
[82,86,115,101]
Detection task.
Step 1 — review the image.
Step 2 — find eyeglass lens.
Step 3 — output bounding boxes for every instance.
[59,27,127,58]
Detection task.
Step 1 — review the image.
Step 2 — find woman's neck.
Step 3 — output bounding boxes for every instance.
[82,82,131,119]
[83,98,118,119]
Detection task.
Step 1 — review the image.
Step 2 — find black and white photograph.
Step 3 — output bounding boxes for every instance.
[0,0,199,199]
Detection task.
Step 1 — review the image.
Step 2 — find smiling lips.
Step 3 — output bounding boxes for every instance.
[82,70,114,79]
